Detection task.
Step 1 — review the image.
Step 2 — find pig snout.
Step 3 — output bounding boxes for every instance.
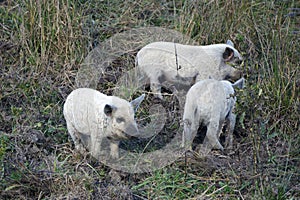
[225,70,243,82]
[124,123,139,138]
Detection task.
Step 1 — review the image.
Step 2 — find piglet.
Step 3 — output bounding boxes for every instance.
[63,88,145,159]
[182,78,245,154]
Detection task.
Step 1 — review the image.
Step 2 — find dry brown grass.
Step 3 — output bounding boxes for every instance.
[1,0,299,199]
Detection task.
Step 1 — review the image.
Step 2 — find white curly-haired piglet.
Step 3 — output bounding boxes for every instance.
[136,40,243,99]
[182,78,245,153]
[63,88,145,159]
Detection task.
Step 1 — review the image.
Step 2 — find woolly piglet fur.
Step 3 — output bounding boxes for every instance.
[182,78,245,154]
[63,88,145,159]
[136,40,243,99]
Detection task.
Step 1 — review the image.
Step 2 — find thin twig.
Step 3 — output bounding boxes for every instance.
[174,42,181,74]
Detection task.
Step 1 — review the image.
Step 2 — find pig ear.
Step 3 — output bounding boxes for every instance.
[223,47,234,62]
[104,104,116,117]
[226,40,234,47]
[130,94,145,113]
[232,78,245,89]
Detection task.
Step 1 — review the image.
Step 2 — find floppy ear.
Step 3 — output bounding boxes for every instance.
[223,47,234,62]
[226,40,234,47]
[130,94,145,113]
[104,104,116,117]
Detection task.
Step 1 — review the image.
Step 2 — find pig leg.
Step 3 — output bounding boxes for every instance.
[200,120,224,155]
[207,121,224,150]
[224,112,236,149]
[110,141,120,159]
[66,121,86,153]
[182,118,192,149]
[148,69,164,99]
[151,83,163,99]
[90,130,104,159]
[182,118,199,150]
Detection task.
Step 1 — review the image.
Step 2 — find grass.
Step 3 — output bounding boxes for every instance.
[1,0,299,199]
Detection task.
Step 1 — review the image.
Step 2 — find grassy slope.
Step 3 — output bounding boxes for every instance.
[0,0,299,199]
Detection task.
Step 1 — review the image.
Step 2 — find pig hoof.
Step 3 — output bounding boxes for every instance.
[75,144,86,154]
[110,152,119,160]
[154,93,163,100]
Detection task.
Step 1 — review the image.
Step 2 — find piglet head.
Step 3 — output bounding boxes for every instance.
[221,40,244,82]
[104,94,145,140]
[223,40,243,64]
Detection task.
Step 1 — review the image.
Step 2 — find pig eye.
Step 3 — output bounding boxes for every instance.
[116,117,125,123]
